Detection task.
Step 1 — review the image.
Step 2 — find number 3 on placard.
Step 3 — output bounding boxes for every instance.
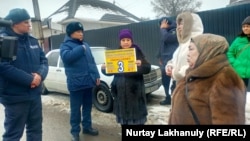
[118,61,124,72]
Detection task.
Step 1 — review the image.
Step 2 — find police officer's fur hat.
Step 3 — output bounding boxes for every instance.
[66,22,84,36]
[4,8,30,24]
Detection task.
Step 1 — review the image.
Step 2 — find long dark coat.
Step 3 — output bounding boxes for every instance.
[168,55,246,124]
[102,45,151,122]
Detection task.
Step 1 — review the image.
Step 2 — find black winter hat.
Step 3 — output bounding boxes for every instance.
[4,8,30,24]
[242,16,250,25]
[159,17,173,26]
[66,22,84,36]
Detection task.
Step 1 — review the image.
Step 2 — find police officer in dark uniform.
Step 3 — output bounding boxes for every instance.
[0,8,48,141]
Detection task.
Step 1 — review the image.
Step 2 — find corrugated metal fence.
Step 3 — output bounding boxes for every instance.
[200,4,250,44]
[50,4,250,65]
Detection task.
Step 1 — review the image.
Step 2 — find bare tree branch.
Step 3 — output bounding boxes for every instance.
[151,0,202,17]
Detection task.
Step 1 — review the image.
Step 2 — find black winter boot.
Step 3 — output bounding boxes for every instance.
[71,134,79,141]
[160,95,171,105]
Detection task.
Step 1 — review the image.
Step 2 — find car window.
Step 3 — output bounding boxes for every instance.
[59,58,64,68]
[47,52,59,67]
[91,48,106,64]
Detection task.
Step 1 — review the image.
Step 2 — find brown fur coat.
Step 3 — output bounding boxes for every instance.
[168,54,246,124]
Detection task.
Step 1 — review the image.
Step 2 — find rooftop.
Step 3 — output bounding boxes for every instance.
[45,0,142,24]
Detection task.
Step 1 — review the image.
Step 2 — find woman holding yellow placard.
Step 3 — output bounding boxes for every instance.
[101,29,151,126]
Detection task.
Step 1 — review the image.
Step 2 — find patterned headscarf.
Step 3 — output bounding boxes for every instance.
[191,33,229,68]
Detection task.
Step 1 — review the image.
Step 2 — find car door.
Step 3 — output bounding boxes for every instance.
[56,57,68,94]
[46,51,68,94]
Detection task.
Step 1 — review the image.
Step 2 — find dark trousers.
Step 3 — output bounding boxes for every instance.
[70,88,93,135]
[2,97,42,141]
[161,68,171,100]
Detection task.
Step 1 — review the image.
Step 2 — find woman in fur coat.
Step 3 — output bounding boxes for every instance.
[168,34,246,124]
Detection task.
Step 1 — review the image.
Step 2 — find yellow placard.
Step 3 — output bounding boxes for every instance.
[105,48,137,73]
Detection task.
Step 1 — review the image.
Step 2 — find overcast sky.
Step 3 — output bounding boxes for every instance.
[0,0,230,20]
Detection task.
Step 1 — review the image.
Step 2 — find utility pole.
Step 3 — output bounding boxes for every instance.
[31,0,45,50]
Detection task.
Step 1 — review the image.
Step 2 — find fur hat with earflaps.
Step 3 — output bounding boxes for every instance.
[66,22,84,36]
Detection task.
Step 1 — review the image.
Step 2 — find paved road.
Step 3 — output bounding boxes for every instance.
[0,93,122,141]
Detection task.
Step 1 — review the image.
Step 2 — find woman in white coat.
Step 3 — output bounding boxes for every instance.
[166,12,204,86]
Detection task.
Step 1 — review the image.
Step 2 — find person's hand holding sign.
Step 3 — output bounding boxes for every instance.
[136,60,141,66]
[101,63,106,70]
